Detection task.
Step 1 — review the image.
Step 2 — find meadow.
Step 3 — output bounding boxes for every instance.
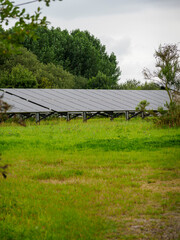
[0,118,180,240]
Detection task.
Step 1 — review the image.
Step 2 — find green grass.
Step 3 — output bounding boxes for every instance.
[0,118,180,240]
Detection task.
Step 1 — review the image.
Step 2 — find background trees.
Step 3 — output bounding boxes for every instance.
[88,71,112,89]
[117,79,160,90]
[0,47,75,88]
[23,27,121,88]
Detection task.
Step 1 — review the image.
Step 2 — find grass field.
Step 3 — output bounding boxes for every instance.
[0,118,180,240]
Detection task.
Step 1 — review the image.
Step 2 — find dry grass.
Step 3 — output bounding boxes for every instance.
[141,179,180,193]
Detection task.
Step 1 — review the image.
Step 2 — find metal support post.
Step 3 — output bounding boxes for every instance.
[125,111,129,120]
[36,113,40,124]
[83,112,87,122]
[66,112,70,122]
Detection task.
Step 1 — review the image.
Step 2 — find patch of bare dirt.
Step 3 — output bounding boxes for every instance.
[126,213,180,240]
[39,177,106,185]
[106,212,180,240]
[141,179,180,193]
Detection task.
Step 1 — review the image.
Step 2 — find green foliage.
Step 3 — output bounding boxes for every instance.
[75,135,180,152]
[118,79,160,90]
[42,63,75,89]
[141,81,161,90]
[0,47,75,88]
[1,4,121,89]
[135,100,150,112]
[135,99,180,127]
[88,71,112,89]
[33,169,83,180]
[74,75,89,89]
[0,0,62,57]
[0,64,38,88]
[154,101,180,127]
[118,79,141,89]
[23,27,121,88]
[143,44,180,126]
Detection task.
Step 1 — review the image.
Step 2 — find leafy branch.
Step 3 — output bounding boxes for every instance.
[0,0,62,56]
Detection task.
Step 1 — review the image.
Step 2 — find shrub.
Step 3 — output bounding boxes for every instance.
[0,64,38,88]
[154,101,180,127]
[136,98,180,127]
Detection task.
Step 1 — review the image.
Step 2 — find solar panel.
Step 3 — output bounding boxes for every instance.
[0,89,169,113]
[0,89,50,113]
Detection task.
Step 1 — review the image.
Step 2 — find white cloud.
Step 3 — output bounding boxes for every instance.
[101,36,132,59]
[33,0,180,19]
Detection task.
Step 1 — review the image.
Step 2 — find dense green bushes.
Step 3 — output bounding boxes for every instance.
[0,64,38,88]
[154,101,180,127]
[0,48,75,88]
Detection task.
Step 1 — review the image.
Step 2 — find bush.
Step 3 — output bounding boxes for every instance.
[154,101,180,127]
[88,71,111,89]
[0,48,76,89]
[136,98,180,127]
[0,64,37,88]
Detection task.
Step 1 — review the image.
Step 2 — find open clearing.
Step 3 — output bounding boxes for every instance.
[0,118,180,240]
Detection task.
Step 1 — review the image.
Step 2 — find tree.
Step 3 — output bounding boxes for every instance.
[74,75,89,89]
[0,64,38,88]
[0,0,62,57]
[117,79,160,90]
[140,81,160,90]
[23,27,121,88]
[143,43,180,103]
[118,79,141,90]
[88,71,111,89]
[0,47,76,88]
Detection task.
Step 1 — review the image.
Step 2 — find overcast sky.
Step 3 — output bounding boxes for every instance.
[15,0,180,83]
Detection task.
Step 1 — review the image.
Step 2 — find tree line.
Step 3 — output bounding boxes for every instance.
[0,26,122,89]
[1,25,160,90]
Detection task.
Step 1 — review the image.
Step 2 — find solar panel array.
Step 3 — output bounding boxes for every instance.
[0,88,169,113]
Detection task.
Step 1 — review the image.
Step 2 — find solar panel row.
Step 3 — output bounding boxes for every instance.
[0,89,169,114]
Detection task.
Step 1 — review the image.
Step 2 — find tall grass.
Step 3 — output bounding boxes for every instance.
[0,118,180,239]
